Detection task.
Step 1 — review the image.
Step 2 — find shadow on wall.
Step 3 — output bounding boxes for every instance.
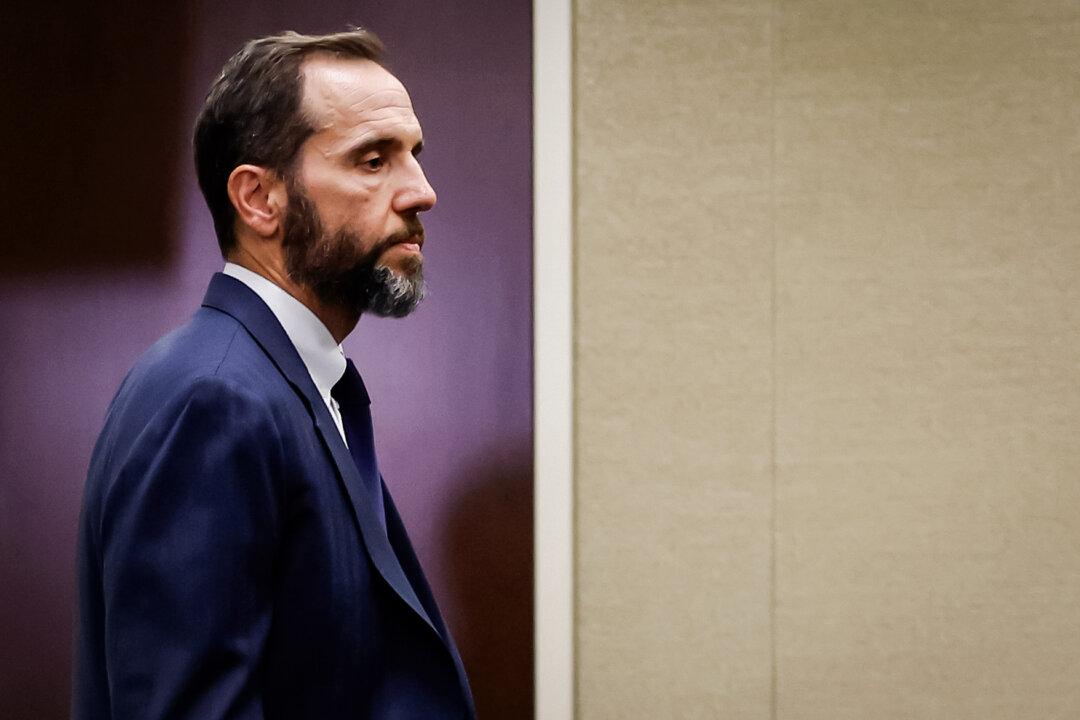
[444,444,535,719]
[0,2,191,276]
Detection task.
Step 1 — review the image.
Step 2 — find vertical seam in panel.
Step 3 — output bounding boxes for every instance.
[767,1,779,719]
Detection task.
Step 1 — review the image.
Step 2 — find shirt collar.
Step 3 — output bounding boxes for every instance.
[223,262,346,399]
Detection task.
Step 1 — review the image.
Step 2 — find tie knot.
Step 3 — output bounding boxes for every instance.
[331,359,371,408]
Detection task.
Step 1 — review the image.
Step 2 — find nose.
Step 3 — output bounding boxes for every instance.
[394,157,437,215]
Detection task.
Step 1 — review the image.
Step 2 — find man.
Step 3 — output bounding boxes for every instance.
[74,30,475,719]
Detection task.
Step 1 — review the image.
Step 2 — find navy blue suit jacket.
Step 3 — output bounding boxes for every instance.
[74,273,475,719]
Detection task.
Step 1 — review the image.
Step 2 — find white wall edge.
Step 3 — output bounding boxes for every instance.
[533,0,574,719]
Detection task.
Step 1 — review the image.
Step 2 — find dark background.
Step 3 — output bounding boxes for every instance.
[0,2,534,717]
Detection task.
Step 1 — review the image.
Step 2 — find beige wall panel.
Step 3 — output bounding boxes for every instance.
[774,2,1080,719]
[575,1,775,718]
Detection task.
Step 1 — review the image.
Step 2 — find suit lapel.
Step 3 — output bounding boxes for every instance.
[384,486,476,716]
[201,273,438,636]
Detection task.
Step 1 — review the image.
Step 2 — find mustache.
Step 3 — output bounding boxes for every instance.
[383,218,425,248]
[354,218,425,274]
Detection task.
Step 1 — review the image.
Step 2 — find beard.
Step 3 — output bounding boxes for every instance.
[281,179,426,318]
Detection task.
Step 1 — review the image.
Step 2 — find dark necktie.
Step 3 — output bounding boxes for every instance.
[331,359,387,533]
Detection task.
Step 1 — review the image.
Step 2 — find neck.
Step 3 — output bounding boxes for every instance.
[229,247,360,344]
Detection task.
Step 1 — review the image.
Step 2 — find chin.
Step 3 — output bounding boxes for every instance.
[381,251,423,276]
[363,263,426,318]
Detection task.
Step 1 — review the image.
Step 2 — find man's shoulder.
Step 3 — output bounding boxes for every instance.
[108,307,297,428]
[88,307,305,484]
[132,306,276,390]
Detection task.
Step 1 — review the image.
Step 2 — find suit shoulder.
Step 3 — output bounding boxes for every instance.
[134,307,253,378]
[122,307,289,397]
[96,310,294,459]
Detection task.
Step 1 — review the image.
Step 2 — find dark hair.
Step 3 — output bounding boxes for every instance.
[193,29,384,256]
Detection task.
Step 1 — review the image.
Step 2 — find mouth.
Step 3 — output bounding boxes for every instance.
[392,235,424,254]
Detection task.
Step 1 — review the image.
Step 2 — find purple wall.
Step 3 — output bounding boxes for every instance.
[0,3,533,717]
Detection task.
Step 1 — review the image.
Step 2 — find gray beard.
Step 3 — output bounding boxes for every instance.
[364,263,426,318]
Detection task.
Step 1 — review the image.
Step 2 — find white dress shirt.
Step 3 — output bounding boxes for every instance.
[223,263,349,444]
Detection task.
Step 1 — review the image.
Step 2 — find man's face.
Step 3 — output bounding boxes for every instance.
[283,56,436,317]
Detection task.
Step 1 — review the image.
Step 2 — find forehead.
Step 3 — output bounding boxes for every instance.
[299,55,420,142]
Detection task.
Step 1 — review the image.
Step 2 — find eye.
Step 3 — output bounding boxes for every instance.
[360,154,385,171]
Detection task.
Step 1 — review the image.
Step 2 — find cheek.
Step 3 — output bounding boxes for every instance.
[327,179,383,220]
[339,191,393,237]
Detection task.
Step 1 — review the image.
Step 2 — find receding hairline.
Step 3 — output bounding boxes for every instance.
[296,53,412,131]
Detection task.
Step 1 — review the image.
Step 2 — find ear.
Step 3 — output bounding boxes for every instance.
[226,164,287,238]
